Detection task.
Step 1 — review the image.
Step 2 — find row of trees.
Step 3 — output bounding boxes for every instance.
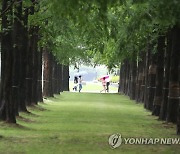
[113,1,180,135]
[119,27,180,134]
[49,0,180,135]
[0,0,69,123]
[0,0,179,135]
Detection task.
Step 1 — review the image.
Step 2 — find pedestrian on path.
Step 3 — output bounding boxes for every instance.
[106,77,110,93]
[73,76,78,91]
[100,77,106,93]
[78,75,83,92]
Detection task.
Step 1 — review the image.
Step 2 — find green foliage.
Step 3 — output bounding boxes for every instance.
[1,0,178,68]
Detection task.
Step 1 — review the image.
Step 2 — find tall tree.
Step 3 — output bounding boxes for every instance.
[43,49,54,98]
[62,65,69,91]
[167,25,180,123]
[0,0,16,123]
[159,31,172,120]
[152,35,165,116]
[19,7,29,112]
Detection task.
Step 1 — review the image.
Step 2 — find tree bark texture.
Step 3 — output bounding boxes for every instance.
[167,25,180,123]
[152,35,165,116]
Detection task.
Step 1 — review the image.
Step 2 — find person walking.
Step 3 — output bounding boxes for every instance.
[78,75,83,92]
[106,77,110,92]
[73,76,78,91]
[100,77,106,93]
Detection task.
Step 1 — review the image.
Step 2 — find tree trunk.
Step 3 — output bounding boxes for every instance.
[136,52,145,102]
[139,52,146,103]
[25,27,34,106]
[0,0,16,123]
[31,26,39,105]
[37,49,43,102]
[136,56,144,103]
[58,64,63,93]
[11,0,23,116]
[19,8,29,112]
[123,60,128,94]
[118,64,121,93]
[129,58,137,100]
[144,42,151,109]
[43,50,54,97]
[52,58,57,94]
[126,62,130,96]
[167,25,180,123]
[144,45,151,109]
[177,58,180,135]
[159,31,172,120]
[53,61,60,94]
[152,35,165,116]
[62,65,69,91]
[146,51,157,111]
[119,62,125,93]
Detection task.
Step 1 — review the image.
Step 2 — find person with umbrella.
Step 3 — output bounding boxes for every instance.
[100,77,107,93]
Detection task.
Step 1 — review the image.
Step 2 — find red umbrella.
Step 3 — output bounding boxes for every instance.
[100,75,109,80]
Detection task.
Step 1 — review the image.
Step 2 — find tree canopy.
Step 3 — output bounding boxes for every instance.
[1,0,180,69]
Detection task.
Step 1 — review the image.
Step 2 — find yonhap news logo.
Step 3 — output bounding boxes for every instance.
[108,134,122,149]
[108,133,180,149]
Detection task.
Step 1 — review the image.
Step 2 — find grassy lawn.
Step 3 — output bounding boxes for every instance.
[0,92,179,154]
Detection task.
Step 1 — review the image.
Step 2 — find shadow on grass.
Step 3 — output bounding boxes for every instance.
[17,116,36,123]
[45,95,61,102]
[39,101,48,105]
[162,122,175,129]
[21,111,40,117]
[0,121,34,131]
[28,104,48,111]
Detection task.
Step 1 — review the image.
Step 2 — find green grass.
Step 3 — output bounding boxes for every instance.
[0,92,179,154]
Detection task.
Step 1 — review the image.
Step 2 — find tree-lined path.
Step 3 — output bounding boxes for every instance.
[0,92,179,153]
[0,0,180,153]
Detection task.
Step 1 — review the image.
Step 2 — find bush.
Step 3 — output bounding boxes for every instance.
[111,76,119,83]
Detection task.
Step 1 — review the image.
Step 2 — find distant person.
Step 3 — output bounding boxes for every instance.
[100,77,106,93]
[106,77,110,92]
[78,76,83,92]
[73,76,78,91]
[74,76,78,84]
